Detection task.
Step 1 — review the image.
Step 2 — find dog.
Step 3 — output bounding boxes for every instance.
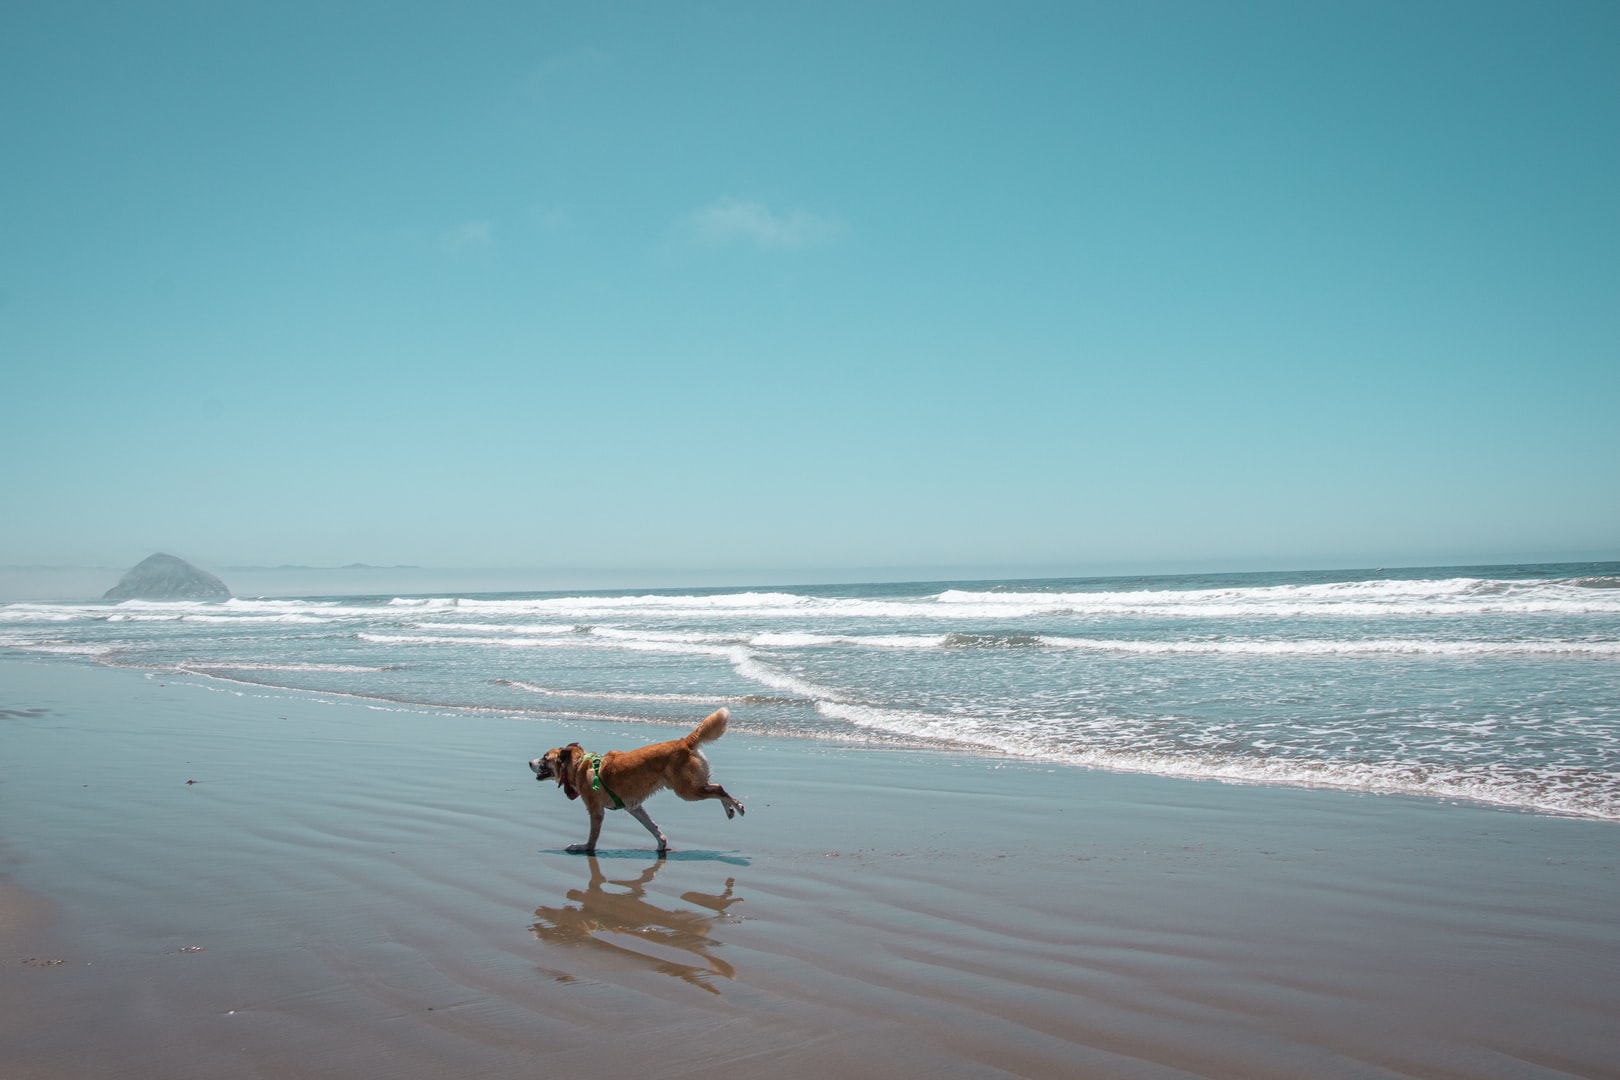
[528,707,745,854]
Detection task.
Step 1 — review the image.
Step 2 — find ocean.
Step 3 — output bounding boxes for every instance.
[4,562,1617,820]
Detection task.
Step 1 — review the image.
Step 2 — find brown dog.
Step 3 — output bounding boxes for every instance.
[528,707,745,854]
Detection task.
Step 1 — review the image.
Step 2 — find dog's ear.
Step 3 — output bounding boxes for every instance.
[557,744,583,800]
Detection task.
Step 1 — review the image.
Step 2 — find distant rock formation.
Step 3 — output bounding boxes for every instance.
[104,553,231,601]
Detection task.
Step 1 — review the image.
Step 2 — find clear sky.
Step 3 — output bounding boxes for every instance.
[3,1,1616,586]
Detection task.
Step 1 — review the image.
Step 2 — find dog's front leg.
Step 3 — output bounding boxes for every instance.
[567,806,605,855]
[628,806,668,852]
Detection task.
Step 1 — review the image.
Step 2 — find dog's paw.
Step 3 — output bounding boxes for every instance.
[725,801,745,819]
[565,843,596,855]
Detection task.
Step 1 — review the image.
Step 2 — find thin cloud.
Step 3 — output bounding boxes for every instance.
[524,203,573,233]
[441,220,493,253]
[522,47,615,100]
[680,198,842,250]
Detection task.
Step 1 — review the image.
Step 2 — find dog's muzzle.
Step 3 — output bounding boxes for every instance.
[529,758,552,781]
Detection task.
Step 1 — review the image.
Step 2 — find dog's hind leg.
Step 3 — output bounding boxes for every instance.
[671,756,746,819]
[673,778,745,819]
[701,783,745,820]
[628,807,668,852]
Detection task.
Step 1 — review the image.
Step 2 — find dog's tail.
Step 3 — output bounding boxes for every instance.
[684,707,730,748]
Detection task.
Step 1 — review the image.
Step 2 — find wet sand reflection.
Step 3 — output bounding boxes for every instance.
[531,855,744,993]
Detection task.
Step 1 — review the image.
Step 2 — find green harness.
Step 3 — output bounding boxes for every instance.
[584,752,625,810]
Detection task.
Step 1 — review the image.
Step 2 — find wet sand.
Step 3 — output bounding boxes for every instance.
[3,655,1618,1079]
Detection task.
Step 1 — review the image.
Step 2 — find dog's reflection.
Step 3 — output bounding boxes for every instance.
[531,855,744,993]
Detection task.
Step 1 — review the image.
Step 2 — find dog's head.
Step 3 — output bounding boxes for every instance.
[528,744,583,801]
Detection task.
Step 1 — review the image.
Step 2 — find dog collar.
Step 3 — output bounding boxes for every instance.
[583,752,626,810]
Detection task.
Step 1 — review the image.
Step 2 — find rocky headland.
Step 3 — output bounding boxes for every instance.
[103,553,231,600]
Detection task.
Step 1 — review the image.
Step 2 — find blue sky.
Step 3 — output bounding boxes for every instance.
[3,1,1616,585]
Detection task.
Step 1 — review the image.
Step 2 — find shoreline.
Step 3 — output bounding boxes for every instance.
[39,652,1620,825]
[4,654,1619,1078]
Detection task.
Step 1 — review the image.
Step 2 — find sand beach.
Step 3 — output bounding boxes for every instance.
[3,654,1617,1079]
